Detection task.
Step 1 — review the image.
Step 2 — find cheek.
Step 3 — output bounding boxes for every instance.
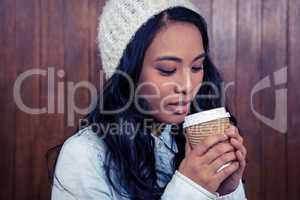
[191,72,204,95]
[146,82,167,110]
[137,77,165,109]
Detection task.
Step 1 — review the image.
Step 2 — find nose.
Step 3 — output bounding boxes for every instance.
[174,69,193,95]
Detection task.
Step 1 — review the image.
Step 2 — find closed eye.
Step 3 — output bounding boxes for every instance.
[191,65,204,73]
[157,67,176,76]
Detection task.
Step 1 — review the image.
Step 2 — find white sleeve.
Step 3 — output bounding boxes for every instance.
[162,171,247,200]
[216,180,247,200]
[161,171,217,200]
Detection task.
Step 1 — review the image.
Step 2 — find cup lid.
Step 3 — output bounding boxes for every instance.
[183,107,230,128]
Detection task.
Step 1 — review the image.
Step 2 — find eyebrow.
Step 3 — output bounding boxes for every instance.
[154,52,207,63]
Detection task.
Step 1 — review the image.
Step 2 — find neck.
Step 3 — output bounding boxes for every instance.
[150,119,167,136]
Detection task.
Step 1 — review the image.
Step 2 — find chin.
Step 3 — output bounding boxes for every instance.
[152,112,188,124]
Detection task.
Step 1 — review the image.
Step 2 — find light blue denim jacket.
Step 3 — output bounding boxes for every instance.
[52,125,247,200]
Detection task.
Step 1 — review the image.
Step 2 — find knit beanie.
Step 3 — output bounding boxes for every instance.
[97,0,201,80]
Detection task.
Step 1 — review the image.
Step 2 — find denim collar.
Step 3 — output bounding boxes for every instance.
[154,124,178,153]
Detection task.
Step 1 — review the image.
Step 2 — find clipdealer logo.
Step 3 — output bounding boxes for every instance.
[250,67,287,133]
[13,67,98,126]
[12,67,288,133]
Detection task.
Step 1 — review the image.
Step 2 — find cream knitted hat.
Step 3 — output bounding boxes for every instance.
[97,0,201,80]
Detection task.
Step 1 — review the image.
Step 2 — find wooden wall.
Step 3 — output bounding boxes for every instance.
[0,0,299,199]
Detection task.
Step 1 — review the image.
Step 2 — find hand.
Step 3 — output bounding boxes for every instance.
[178,134,240,193]
[217,125,247,195]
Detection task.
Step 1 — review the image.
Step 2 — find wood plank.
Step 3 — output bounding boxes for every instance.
[261,0,288,199]
[287,0,300,199]
[34,0,67,199]
[0,0,16,199]
[14,0,41,199]
[211,0,237,115]
[63,0,90,132]
[191,0,212,39]
[88,0,105,89]
[236,0,263,199]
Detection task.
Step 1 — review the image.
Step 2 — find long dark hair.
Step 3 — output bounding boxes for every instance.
[50,6,237,200]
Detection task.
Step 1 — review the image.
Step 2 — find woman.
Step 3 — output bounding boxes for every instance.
[51,0,247,199]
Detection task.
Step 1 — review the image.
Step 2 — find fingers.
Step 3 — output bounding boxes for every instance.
[202,141,235,164]
[209,151,237,173]
[230,138,247,158]
[225,125,247,158]
[214,161,239,183]
[192,134,229,156]
[236,150,246,172]
[225,125,243,143]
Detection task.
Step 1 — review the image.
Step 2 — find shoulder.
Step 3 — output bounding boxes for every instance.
[62,126,106,156]
[52,127,115,198]
[55,126,108,173]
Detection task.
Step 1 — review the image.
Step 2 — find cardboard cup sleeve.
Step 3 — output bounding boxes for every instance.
[183,107,232,172]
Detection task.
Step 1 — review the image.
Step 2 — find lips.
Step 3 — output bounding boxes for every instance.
[166,101,191,114]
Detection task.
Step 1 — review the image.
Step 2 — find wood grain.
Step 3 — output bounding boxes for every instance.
[0,0,16,199]
[14,0,41,199]
[211,0,237,115]
[191,0,212,39]
[287,0,300,199]
[236,0,263,199]
[261,0,288,199]
[38,0,66,199]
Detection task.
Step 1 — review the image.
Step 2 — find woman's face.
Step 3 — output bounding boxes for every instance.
[137,22,205,124]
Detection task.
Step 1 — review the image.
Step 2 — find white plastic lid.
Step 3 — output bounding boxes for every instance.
[183,107,230,128]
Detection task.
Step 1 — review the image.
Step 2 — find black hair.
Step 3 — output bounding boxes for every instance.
[49,6,237,200]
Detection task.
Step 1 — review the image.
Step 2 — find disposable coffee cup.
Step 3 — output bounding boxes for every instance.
[183,107,231,172]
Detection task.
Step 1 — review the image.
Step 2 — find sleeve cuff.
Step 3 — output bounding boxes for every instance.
[161,170,218,200]
[217,180,247,200]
